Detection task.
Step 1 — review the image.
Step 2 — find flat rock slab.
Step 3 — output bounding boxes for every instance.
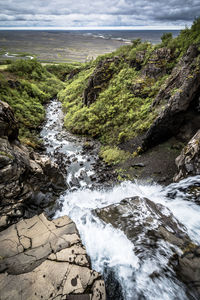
[0,213,106,300]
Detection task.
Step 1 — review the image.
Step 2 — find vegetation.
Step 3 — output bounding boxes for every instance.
[45,62,82,81]
[1,17,200,158]
[0,59,64,147]
[57,17,200,164]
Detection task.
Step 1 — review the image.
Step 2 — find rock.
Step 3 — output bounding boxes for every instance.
[95,196,200,297]
[143,45,200,149]
[95,196,189,251]
[130,50,146,70]
[141,47,172,79]
[131,163,145,168]
[0,213,106,300]
[177,245,200,297]
[83,57,120,106]
[174,130,200,181]
[0,101,66,230]
[68,68,81,80]
[0,100,18,141]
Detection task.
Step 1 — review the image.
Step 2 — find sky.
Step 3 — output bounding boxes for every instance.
[0,0,199,30]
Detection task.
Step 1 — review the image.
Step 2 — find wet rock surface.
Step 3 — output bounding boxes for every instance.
[0,101,66,230]
[95,196,190,251]
[95,196,200,298]
[174,129,200,181]
[0,213,106,300]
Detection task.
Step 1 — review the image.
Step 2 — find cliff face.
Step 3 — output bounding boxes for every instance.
[143,45,200,150]
[0,100,66,230]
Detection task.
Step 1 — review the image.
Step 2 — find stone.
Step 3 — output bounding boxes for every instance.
[0,214,105,300]
[0,102,66,230]
[141,47,172,79]
[83,57,120,106]
[0,100,18,141]
[143,45,200,149]
[174,129,200,181]
[95,196,200,297]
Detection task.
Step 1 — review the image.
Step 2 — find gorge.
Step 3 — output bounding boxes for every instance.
[0,18,200,300]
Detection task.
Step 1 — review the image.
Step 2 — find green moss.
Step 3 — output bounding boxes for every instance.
[0,151,13,159]
[100,146,131,165]
[0,59,64,147]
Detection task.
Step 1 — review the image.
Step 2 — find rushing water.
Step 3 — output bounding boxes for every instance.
[41,99,200,300]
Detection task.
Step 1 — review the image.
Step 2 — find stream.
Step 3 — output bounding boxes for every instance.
[40,99,200,300]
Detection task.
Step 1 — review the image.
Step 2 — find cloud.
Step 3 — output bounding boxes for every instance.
[0,0,198,28]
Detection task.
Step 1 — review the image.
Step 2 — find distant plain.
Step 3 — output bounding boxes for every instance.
[0,30,179,63]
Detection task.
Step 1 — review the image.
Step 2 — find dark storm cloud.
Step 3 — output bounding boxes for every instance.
[0,0,199,28]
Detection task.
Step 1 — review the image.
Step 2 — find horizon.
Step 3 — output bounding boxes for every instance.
[0,26,183,31]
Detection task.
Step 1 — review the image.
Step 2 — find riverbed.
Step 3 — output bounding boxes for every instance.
[40,99,200,300]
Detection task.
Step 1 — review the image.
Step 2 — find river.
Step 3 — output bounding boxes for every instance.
[40,99,200,300]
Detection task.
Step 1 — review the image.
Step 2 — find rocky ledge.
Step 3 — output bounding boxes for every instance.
[0,213,105,300]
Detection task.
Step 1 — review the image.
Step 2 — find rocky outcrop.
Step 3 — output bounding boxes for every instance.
[95,196,190,250]
[174,129,200,181]
[143,45,200,149]
[141,47,172,79]
[0,100,66,230]
[95,196,200,297]
[0,213,106,300]
[0,100,18,141]
[83,57,120,106]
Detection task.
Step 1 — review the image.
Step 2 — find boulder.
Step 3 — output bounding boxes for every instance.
[0,213,106,300]
[174,129,200,181]
[143,45,200,149]
[95,196,190,251]
[83,57,120,106]
[95,196,200,297]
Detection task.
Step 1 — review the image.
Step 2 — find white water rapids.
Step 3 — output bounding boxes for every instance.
[41,100,200,300]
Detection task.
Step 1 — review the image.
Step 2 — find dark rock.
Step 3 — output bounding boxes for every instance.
[143,45,200,150]
[95,196,189,250]
[141,47,172,79]
[104,267,124,300]
[131,163,145,168]
[83,57,120,106]
[95,196,200,297]
[67,68,80,80]
[69,176,81,188]
[174,129,200,181]
[0,100,18,141]
[130,50,146,70]
[177,245,200,297]
[0,101,66,230]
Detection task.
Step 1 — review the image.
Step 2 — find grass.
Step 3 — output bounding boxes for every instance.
[0,65,8,70]
[0,59,64,147]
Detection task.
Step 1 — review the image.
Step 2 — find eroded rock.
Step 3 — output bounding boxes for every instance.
[141,47,172,79]
[0,213,106,300]
[83,57,120,106]
[143,45,200,149]
[174,129,200,181]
